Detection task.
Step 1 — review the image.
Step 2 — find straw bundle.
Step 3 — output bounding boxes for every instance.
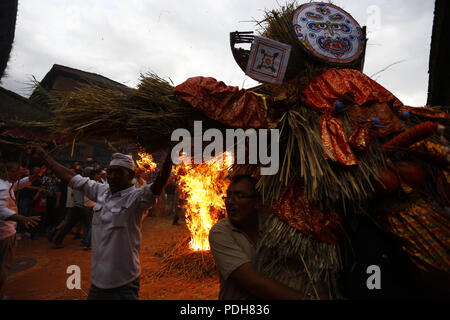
[256,215,342,299]
[230,103,386,213]
[53,74,225,153]
[153,235,218,280]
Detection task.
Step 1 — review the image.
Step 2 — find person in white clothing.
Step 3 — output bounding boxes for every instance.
[0,161,41,299]
[29,145,172,300]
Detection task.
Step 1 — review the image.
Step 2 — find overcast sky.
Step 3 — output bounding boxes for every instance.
[1,0,435,107]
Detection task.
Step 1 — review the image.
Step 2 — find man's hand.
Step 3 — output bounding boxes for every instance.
[229,262,308,300]
[9,214,40,229]
[23,216,41,229]
[26,143,75,184]
[27,143,48,162]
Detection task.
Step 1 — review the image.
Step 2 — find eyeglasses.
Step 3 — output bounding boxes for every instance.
[222,192,259,201]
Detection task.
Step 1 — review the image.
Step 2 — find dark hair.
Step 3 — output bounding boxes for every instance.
[6,161,19,171]
[230,174,259,196]
[89,169,102,179]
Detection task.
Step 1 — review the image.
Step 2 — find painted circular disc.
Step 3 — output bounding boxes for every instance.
[292,2,364,64]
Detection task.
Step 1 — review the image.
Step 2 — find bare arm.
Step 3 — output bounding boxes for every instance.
[6,214,40,229]
[0,185,40,227]
[151,152,173,195]
[230,262,307,300]
[24,185,43,191]
[55,191,61,207]
[29,145,75,184]
[33,190,41,201]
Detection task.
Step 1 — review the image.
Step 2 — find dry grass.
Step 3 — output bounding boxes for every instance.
[53,73,220,153]
[153,235,218,280]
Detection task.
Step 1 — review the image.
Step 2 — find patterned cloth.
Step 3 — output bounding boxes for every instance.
[302,68,404,166]
[382,195,450,272]
[173,77,268,129]
[273,183,343,244]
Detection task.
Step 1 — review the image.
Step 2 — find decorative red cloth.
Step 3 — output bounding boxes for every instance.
[273,183,343,244]
[382,121,440,153]
[348,126,370,151]
[399,106,450,120]
[302,68,403,112]
[173,77,268,128]
[302,69,404,165]
[320,114,358,165]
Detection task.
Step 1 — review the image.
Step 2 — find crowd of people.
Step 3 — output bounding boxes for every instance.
[2,147,446,300]
[0,147,186,300]
[13,159,181,248]
[13,162,102,250]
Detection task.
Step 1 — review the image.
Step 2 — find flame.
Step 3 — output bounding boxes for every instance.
[137,152,158,172]
[174,152,233,251]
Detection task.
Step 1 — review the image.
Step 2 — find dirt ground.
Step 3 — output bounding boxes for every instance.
[4,216,220,300]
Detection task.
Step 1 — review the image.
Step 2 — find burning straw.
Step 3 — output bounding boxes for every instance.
[153,235,218,280]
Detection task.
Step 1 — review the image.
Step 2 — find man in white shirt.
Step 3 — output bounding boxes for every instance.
[0,161,41,299]
[29,146,172,300]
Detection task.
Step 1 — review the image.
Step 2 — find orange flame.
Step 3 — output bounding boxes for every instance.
[137,152,158,172]
[174,152,233,251]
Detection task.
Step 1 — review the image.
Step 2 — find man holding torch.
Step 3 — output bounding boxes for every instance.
[29,145,173,300]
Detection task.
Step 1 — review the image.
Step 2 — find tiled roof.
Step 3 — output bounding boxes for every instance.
[0,86,52,122]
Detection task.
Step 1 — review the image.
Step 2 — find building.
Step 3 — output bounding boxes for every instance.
[32,64,135,168]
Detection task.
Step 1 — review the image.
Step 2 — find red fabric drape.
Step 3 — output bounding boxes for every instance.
[174,76,268,128]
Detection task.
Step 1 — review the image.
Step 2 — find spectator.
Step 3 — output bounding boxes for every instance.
[16,168,31,239]
[48,169,77,243]
[132,168,147,189]
[32,185,47,236]
[99,170,107,184]
[0,161,40,299]
[41,170,62,233]
[52,169,89,249]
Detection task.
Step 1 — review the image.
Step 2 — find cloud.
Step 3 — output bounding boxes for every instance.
[1,0,435,107]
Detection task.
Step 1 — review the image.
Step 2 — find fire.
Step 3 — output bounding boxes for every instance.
[137,151,158,172]
[174,152,233,251]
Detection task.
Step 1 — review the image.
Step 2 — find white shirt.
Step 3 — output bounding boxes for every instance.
[66,186,74,208]
[0,177,31,240]
[69,175,158,289]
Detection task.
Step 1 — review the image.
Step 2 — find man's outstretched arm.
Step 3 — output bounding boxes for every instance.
[28,144,75,184]
[229,262,308,300]
[150,152,173,195]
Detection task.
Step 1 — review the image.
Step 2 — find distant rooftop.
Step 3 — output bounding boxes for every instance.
[0,86,52,122]
[39,64,131,93]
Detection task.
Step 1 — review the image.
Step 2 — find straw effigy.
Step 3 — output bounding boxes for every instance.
[231,2,449,298]
[47,1,449,298]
